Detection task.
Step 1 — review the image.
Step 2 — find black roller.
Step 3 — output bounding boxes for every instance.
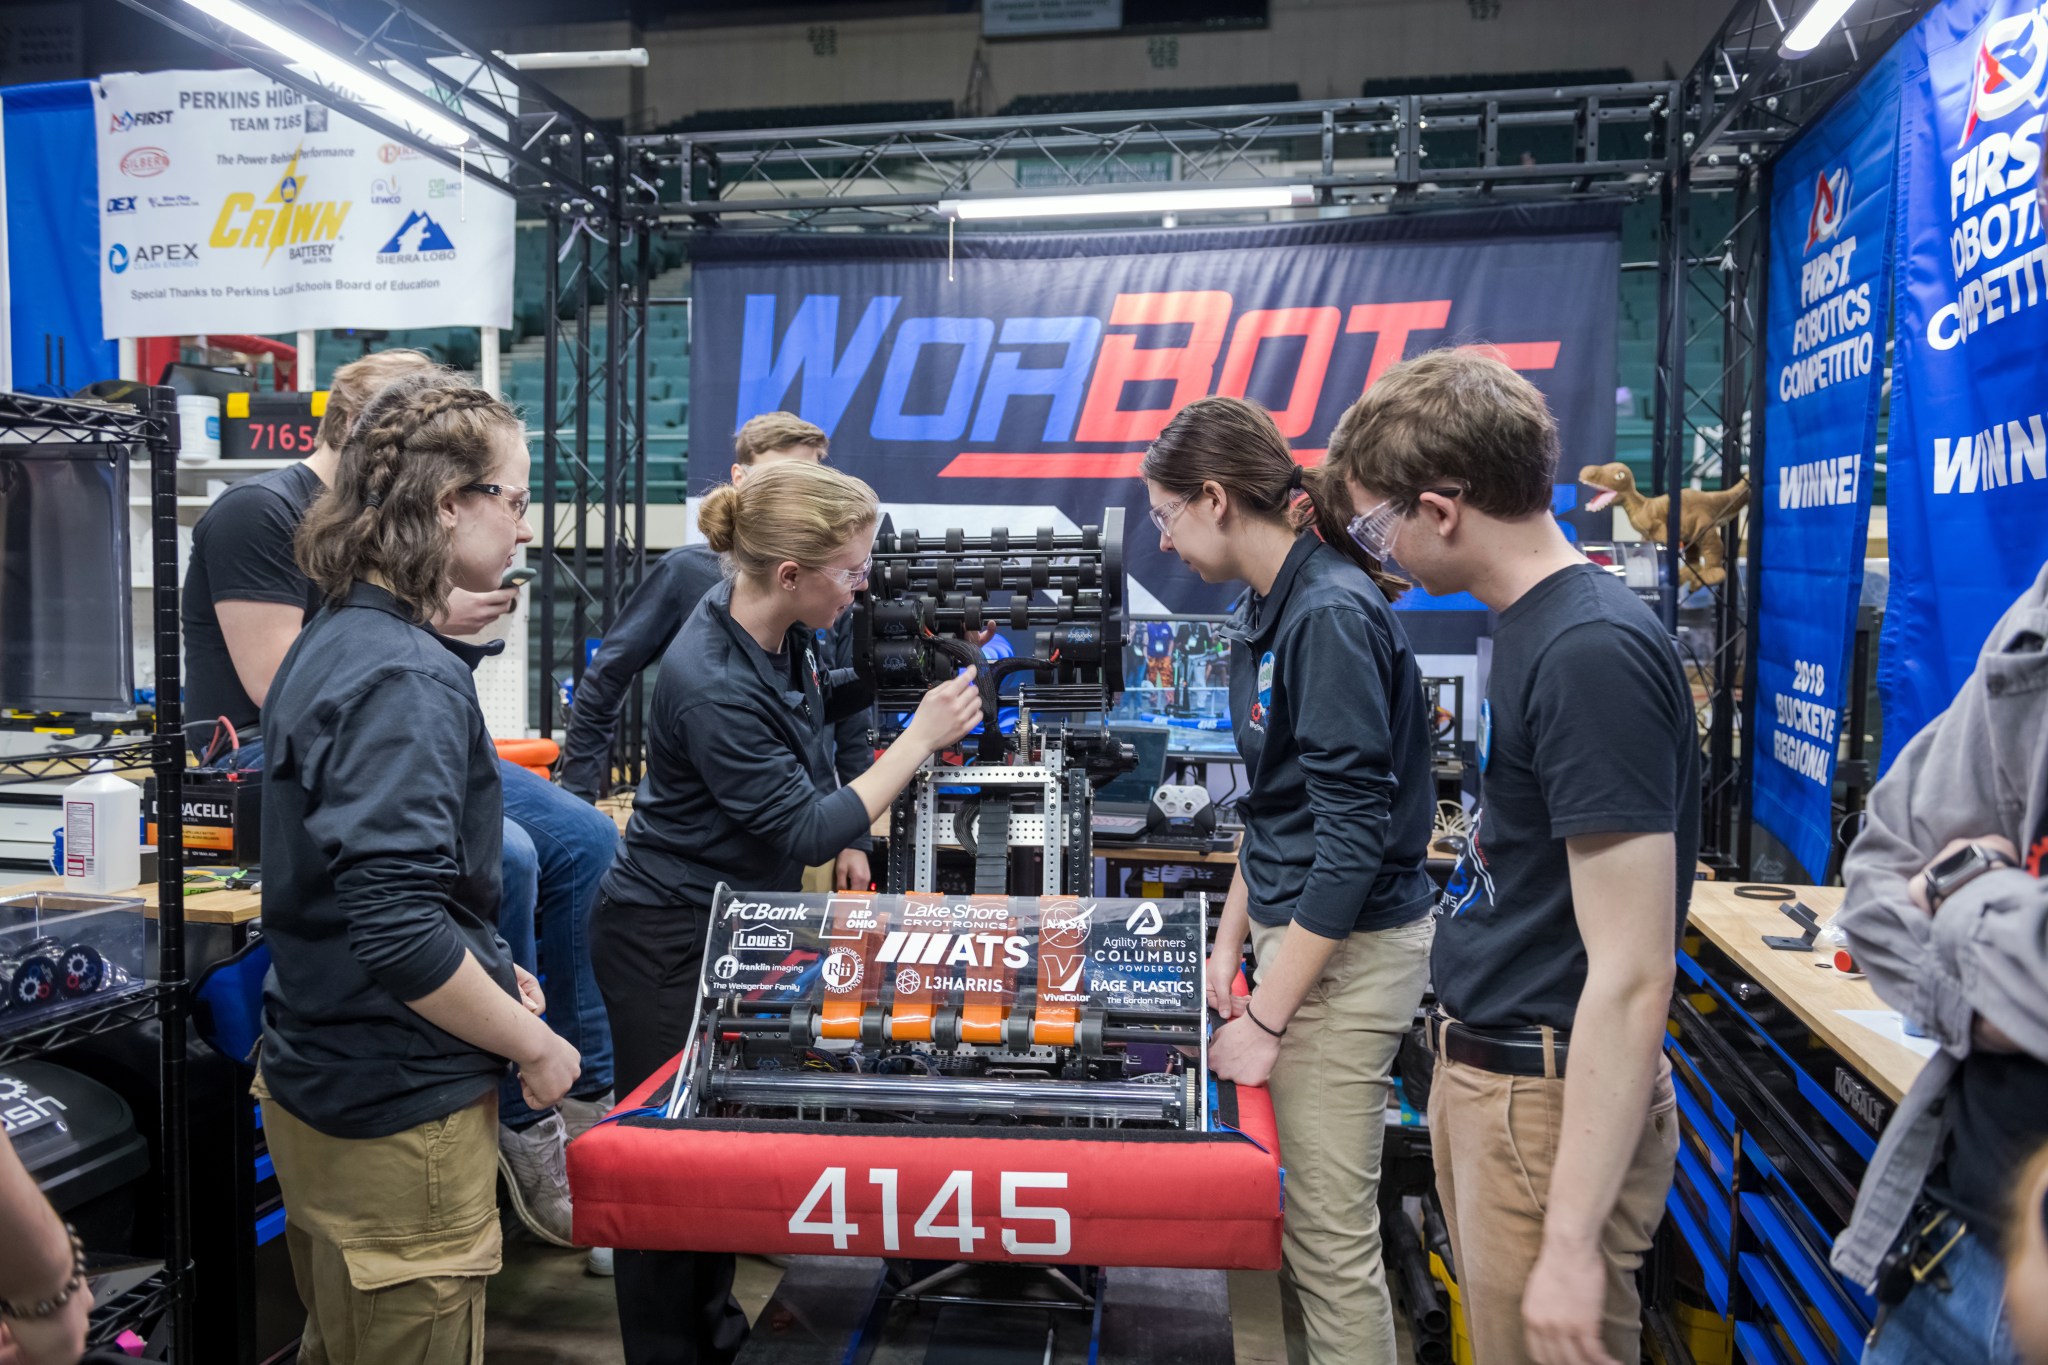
[938,562,955,590]
[991,528,1008,553]
[1083,524,1099,550]
[1386,1209,1450,1339]
[946,528,964,552]
[900,529,918,553]
[1031,561,1050,589]
[1037,527,1053,550]
[984,561,1003,592]
[1012,598,1032,630]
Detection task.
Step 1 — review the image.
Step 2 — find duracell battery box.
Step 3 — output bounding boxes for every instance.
[145,771,261,867]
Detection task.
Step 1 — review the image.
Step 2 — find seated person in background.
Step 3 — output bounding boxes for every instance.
[178,348,616,1259]
[257,372,580,1363]
[559,412,876,891]
[1833,561,2048,1365]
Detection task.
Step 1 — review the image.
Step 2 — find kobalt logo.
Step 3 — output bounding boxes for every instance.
[106,196,137,215]
[120,147,170,178]
[1124,902,1163,936]
[822,948,864,994]
[1962,7,2048,148]
[875,930,1031,970]
[108,109,173,133]
[722,899,809,923]
[1805,167,1850,252]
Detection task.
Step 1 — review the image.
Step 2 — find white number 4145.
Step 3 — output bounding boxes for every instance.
[788,1167,1072,1257]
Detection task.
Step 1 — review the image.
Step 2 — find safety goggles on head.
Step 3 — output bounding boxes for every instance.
[463,482,532,519]
[812,557,872,589]
[1346,486,1462,561]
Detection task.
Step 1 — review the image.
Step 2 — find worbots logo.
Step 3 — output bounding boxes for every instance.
[1805,166,1851,252]
[1960,6,2048,148]
[107,244,129,275]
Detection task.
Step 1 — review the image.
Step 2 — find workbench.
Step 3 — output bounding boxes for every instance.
[1665,882,1926,1365]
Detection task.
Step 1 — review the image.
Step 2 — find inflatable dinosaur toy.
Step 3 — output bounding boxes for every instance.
[1578,463,1749,590]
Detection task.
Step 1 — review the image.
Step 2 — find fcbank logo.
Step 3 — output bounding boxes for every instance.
[1805,167,1851,252]
[1960,6,2048,147]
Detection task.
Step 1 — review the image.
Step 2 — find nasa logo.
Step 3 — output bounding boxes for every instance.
[1805,166,1851,252]
[1961,7,2048,148]
[1042,901,1093,950]
[822,948,865,994]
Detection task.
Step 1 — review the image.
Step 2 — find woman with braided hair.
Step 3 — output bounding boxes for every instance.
[254,372,581,1364]
[1142,395,1436,1365]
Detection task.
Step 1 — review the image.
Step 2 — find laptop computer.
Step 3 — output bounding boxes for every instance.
[1091,726,1170,843]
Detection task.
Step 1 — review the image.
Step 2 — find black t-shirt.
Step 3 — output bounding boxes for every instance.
[182,463,325,734]
[1434,563,1700,1031]
[1938,809,2048,1237]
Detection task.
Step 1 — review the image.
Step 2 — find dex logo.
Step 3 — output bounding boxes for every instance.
[1804,167,1850,252]
[1961,6,2048,147]
[105,196,137,215]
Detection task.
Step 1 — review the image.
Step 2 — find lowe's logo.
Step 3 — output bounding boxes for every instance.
[736,292,1563,470]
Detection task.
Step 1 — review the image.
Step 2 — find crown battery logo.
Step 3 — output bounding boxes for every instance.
[1962,7,2048,147]
[210,148,352,264]
[1805,167,1851,252]
[377,209,457,264]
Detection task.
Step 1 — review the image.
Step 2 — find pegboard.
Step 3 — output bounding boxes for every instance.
[467,586,530,740]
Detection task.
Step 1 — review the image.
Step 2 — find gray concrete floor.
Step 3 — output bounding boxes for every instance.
[481,1228,1400,1363]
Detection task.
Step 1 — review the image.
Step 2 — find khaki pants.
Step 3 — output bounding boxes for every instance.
[1250,915,1435,1365]
[1427,1051,1678,1365]
[253,1071,501,1365]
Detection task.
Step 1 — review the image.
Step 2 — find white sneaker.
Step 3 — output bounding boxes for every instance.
[497,1112,576,1248]
[558,1090,616,1143]
[585,1246,616,1277]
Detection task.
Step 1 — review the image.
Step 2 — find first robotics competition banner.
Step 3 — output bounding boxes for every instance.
[688,206,1621,614]
[93,67,515,337]
[1882,0,2048,761]
[1753,52,1904,883]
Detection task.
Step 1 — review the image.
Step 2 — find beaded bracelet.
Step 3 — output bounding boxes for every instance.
[0,1224,86,1321]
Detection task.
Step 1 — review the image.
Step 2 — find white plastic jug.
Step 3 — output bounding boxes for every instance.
[62,762,142,893]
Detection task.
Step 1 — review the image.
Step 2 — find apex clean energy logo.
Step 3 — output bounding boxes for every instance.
[107,244,129,275]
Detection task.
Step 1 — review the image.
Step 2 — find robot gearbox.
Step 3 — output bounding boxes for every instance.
[569,889,1282,1268]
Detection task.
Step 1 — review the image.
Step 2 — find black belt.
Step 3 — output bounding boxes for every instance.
[1426,1010,1570,1078]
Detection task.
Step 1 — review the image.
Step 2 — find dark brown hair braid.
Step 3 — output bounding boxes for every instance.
[297,373,522,622]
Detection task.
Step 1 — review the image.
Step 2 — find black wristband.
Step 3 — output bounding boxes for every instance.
[1244,1001,1286,1039]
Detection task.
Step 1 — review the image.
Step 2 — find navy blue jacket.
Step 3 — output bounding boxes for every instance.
[600,580,877,909]
[1228,534,1436,938]
[560,543,872,805]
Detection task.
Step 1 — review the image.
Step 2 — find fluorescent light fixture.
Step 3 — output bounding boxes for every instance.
[941,184,1315,220]
[497,49,650,70]
[1779,0,1862,56]
[176,0,472,145]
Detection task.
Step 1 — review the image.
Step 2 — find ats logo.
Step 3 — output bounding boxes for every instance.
[1805,166,1851,252]
[107,109,173,134]
[1961,6,2048,147]
[209,148,352,265]
[376,210,456,264]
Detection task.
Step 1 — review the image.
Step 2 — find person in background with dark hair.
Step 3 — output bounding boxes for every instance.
[1144,395,1436,1365]
[1828,560,2048,1365]
[180,347,618,1267]
[559,414,874,893]
[595,460,982,1365]
[1326,349,1691,1365]
[256,373,581,1363]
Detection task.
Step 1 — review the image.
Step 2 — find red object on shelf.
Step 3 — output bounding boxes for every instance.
[568,1055,1286,1270]
[137,334,299,390]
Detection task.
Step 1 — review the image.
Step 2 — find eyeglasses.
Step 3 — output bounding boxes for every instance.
[1347,486,1463,560]
[1148,495,1191,533]
[811,557,871,589]
[463,482,532,519]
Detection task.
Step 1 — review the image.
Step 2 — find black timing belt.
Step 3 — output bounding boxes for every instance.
[975,794,1012,894]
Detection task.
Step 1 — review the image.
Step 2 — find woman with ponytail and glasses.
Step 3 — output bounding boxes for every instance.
[1142,396,1436,1365]
[595,459,983,1364]
[255,373,582,1364]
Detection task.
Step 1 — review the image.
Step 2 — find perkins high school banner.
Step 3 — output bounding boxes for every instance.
[93,68,513,337]
[1754,51,1902,882]
[689,207,1620,612]
[1883,0,2048,759]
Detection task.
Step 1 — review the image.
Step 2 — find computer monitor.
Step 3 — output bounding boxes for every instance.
[1113,615,1232,733]
[1098,726,1171,808]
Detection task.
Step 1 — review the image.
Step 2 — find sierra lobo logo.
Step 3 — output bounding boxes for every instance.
[108,109,173,133]
[1804,166,1851,252]
[1961,6,2048,147]
[376,209,457,264]
[119,147,170,178]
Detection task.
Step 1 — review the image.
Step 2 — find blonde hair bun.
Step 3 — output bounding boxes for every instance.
[698,484,741,554]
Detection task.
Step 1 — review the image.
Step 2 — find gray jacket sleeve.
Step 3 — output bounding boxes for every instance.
[1838,570,2048,1064]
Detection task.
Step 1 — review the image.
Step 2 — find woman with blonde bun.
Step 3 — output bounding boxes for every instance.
[593,461,982,1364]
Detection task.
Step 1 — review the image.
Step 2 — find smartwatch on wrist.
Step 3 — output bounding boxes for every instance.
[1923,842,2015,912]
